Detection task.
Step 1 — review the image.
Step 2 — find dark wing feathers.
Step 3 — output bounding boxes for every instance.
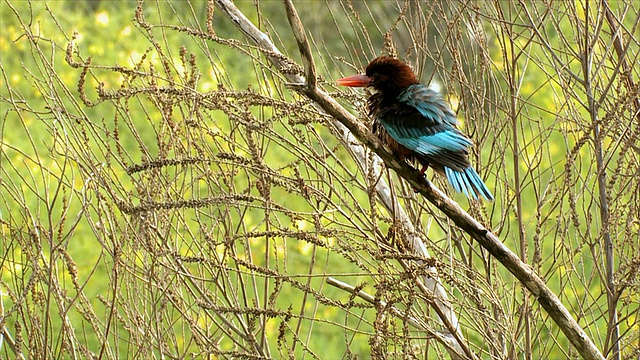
[366,80,493,200]
[373,84,472,171]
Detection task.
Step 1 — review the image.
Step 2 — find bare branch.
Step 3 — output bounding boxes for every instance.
[284,0,316,89]
[214,0,474,358]
[213,1,605,359]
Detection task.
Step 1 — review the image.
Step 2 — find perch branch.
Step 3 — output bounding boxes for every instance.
[215,0,471,358]
[214,1,604,359]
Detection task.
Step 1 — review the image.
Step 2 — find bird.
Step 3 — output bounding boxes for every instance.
[336,56,494,201]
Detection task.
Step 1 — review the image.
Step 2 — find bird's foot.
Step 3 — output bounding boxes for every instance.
[419,163,429,176]
[412,164,430,192]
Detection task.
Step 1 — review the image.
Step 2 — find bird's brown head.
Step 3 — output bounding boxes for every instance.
[336,56,419,94]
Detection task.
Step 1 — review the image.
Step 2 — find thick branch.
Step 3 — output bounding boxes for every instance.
[214,1,604,359]
[302,75,606,360]
[214,1,471,359]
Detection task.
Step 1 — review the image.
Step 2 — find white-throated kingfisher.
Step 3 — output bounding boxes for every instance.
[337,56,493,200]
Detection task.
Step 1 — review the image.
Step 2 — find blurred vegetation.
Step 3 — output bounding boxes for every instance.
[1,0,639,359]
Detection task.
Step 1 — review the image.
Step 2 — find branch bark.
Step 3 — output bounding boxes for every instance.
[213,1,605,359]
[214,1,472,359]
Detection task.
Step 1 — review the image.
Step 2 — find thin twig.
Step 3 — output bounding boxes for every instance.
[326,277,469,360]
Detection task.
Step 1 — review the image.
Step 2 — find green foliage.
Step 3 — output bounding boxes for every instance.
[1,1,638,359]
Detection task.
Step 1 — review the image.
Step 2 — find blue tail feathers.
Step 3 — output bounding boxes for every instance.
[444,167,494,201]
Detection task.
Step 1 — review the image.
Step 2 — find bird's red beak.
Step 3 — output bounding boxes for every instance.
[336,74,371,87]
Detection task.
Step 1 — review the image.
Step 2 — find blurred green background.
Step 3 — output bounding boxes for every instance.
[1,1,638,359]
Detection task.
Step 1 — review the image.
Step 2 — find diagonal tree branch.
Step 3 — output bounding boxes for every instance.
[214,1,472,358]
[213,1,605,359]
[281,4,480,359]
